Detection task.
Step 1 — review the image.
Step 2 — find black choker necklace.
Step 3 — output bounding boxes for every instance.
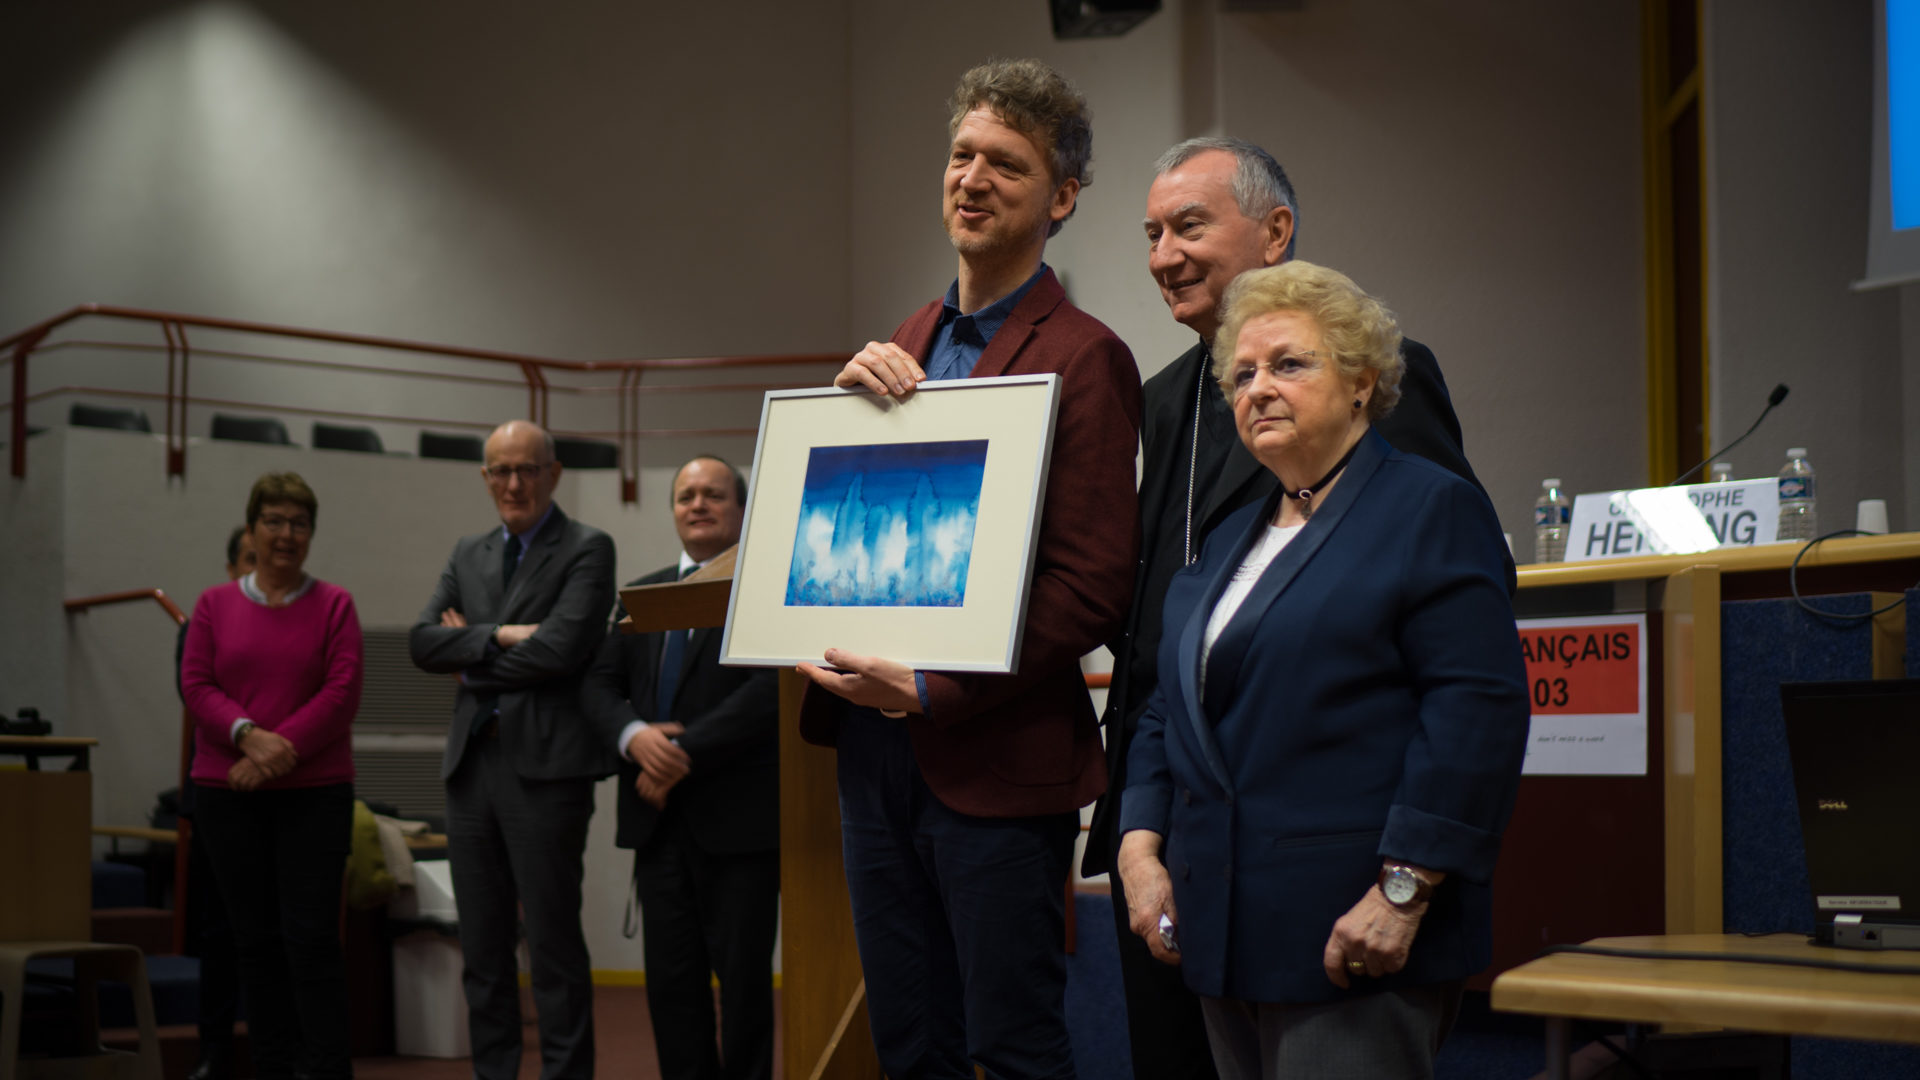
[1282,440,1361,519]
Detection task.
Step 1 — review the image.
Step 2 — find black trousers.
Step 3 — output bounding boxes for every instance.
[445,733,597,1080]
[185,785,242,1060]
[1107,865,1220,1080]
[634,811,780,1080]
[836,710,1080,1080]
[193,782,354,1080]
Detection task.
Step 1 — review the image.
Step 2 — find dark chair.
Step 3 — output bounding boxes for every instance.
[553,436,618,470]
[210,414,292,446]
[68,403,152,433]
[312,422,384,454]
[418,431,486,462]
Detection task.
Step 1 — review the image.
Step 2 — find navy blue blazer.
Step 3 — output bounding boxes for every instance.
[1119,428,1528,1003]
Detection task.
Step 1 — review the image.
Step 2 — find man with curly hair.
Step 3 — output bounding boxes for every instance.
[796,59,1141,1079]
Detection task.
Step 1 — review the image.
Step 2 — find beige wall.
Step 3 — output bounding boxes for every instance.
[1206,0,1647,538]
[1704,0,1913,532]
[0,0,853,357]
[0,0,855,468]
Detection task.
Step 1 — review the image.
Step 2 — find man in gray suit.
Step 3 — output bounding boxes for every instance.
[409,419,616,1080]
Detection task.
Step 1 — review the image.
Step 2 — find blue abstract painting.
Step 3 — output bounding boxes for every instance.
[786,439,989,607]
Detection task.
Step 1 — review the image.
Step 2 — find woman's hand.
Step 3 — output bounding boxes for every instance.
[240,726,299,779]
[1322,885,1425,988]
[228,757,268,792]
[797,649,920,714]
[1117,830,1182,967]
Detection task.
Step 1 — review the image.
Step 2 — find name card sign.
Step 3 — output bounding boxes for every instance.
[1565,479,1779,562]
[1516,614,1647,775]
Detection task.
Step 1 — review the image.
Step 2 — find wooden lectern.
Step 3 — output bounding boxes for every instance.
[0,736,164,1079]
[618,549,881,1080]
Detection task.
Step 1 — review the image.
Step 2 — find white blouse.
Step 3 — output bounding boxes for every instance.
[1200,524,1305,686]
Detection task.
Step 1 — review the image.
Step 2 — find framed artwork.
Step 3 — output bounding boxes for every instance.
[720,374,1062,672]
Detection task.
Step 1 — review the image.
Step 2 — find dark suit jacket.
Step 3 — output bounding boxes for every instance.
[409,504,617,782]
[798,267,1142,819]
[1083,335,1493,875]
[1119,429,1529,1003]
[582,565,780,855]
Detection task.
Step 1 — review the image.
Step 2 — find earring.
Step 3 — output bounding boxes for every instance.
[1353,398,1363,409]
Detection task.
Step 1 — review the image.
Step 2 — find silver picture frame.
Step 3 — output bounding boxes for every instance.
[719,374,1062,673]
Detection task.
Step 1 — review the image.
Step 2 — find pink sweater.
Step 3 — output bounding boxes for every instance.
[181,579,363,789]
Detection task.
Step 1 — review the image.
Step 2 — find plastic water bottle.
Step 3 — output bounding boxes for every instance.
[1709,462,1734,484]
[1534,478,1570,563]
[1777,448,1817,541]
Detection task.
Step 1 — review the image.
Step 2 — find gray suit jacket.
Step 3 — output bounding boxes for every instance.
[409,504,618,782]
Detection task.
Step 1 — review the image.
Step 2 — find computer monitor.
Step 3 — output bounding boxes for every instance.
[1780,678,1920,949]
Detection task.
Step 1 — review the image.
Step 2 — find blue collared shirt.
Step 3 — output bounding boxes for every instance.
[922,265,1048,382]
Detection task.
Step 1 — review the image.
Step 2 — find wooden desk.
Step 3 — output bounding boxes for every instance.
[0,734,99,771]
[1479,534,1920,989]
[1492,934,1920,1078]
[0,737,98,941]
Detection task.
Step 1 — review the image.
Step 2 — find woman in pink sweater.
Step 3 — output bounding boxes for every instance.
[181,472,362,1080]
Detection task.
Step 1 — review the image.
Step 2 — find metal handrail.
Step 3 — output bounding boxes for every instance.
[64,587,189,626]
[62,586,195,953]
[2,303,848,500]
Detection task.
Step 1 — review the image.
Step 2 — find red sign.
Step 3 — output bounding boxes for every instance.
[1516,617,1642,716]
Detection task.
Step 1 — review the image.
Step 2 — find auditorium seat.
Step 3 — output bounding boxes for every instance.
[312,422,384,454]
[554,436,618,470]
[418,430,485,462]
[68,403,152,433]
[210,413,292,446]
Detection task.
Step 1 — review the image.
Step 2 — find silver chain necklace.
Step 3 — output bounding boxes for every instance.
[1183,345,1207,566]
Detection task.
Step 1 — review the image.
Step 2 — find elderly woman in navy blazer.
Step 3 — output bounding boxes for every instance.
[1116,261,1529,1079]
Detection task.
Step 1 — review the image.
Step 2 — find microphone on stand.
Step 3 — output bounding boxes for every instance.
[1669,384,1789,486]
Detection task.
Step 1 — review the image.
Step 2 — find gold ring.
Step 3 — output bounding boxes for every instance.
[1346,960,1366,974]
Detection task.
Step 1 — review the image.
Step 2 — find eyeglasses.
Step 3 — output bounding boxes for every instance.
[485,463,551,484]
[256,514,313,536]
[1230,349,1328,391]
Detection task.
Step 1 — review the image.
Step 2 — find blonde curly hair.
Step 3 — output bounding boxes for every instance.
[1212,261,1404,421]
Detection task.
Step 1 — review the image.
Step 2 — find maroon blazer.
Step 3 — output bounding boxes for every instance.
[799,268,1143,818]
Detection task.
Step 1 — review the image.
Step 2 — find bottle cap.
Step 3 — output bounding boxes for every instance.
[1542,478,1561,488]
[1787,447,1807,458]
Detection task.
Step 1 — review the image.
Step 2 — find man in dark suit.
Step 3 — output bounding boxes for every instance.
[1080,136,1498,1080]
[409,419,616,1080]
[582,455,778,1080]
[796,59,1140,1080]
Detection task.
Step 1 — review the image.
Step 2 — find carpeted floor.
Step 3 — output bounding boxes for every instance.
[350,892,1552,1079]
[353,893,1128,1080]
[353,985,779,1080]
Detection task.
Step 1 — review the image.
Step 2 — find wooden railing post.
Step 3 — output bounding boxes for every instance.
[162,320,190,477]
[10,329,47,478]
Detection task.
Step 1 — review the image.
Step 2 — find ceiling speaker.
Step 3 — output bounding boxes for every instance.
[1049,0,1160,39]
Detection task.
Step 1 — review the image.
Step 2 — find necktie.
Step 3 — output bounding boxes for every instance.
[471,532,524,742]
[502,533,523,589]
[654,565,697,723]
